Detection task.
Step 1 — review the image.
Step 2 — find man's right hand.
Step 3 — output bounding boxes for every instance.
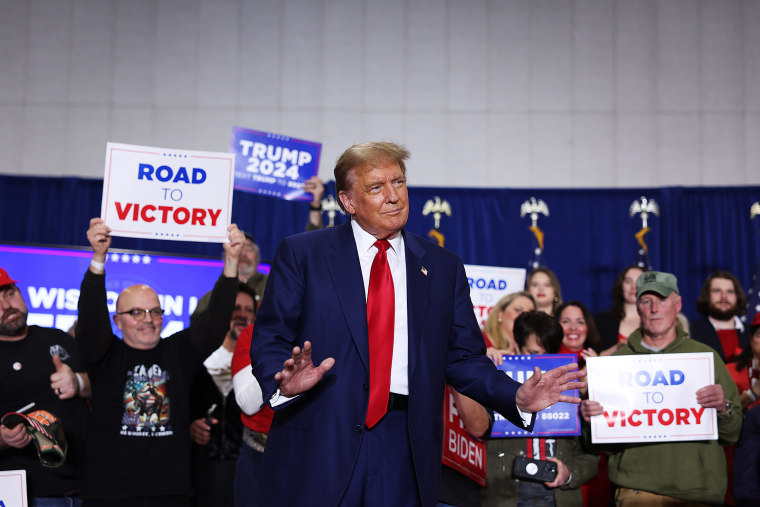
[86,217,112,269]
[274,341,335,397]
[0,423,32,450]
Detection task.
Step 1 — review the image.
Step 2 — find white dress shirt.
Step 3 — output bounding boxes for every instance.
[351,219,409,395]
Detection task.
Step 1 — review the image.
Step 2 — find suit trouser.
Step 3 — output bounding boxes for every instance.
[339,409,421,507]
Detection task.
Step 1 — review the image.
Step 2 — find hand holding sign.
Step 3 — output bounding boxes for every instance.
[304,176,324,206]
[222,224,244,278]
[696,384,727,413]
[87,218,112,269]
[515,363,585,413]
[580,399,603,422]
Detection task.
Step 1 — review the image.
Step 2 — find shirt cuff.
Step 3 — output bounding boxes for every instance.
[517,406,534,427]
[270,389,299,407]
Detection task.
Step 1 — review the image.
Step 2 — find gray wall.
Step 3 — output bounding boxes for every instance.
[1,0,759,187]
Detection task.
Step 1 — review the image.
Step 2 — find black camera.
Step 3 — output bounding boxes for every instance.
[512,456,557,483]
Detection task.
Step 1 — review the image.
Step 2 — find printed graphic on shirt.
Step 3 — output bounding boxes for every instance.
[49,344,70,361]
[120,363,172,437]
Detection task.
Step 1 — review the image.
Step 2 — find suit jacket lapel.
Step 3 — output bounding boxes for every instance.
[326,222,370,371]
[404,232,430,377]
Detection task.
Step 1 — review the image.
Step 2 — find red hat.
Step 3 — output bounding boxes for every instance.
[752,312,760,328]
[0,268,18,287]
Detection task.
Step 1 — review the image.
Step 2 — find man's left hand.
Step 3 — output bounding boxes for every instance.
[696,384,726,413]
[544,457,570,488]
[50,354,78,400]
[515,364,586,413]
[190,418,217,446]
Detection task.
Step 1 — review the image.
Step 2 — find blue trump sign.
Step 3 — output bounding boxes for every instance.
[230,127,321,201]
[491,354,581,438]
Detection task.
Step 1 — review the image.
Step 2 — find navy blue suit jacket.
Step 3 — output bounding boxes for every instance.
[250,222,530,506]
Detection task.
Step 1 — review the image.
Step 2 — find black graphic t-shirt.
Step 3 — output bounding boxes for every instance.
[0,327,89,497]
[76,269,236,499]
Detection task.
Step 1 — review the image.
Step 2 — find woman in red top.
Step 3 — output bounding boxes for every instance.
[555,301,602,367]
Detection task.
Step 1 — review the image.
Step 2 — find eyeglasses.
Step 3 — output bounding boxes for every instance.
[117,308,164,321]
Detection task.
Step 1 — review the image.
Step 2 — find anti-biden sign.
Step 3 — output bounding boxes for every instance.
[101,142,235,243]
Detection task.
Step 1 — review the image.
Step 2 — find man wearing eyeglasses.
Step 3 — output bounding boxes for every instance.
[75,217,244,506]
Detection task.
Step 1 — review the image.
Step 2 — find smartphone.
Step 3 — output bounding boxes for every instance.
[205,403,218,426]
[512,456,558,482]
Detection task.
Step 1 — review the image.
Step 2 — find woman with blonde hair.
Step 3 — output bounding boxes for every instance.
[483,292,535,365]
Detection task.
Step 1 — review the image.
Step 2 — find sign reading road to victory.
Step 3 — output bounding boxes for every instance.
[101,143,234,243]
[587,353,717,443]
[463,264,526,328]
[230,127,321,201]
[492,355,581,438]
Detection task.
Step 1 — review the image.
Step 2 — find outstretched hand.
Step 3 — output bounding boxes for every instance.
[274,341,335,397]
[515,363,585,413]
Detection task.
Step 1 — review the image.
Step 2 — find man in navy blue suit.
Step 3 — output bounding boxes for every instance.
[250,142,584,507]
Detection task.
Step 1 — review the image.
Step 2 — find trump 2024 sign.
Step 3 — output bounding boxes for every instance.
[101,142,235,243]
[230,127,320,201]
[587,353,718,443]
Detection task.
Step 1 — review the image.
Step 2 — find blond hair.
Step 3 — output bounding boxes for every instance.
[483,292,535,349]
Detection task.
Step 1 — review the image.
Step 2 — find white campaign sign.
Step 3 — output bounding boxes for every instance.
[0,469,28,507]
[587,353,717,443]
[101,142,235,243]
[463,264,526,327]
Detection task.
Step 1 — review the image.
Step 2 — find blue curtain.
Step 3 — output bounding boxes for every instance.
[2,174,759,322]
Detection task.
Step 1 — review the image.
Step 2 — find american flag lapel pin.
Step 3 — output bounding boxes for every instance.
[421,266,428,276]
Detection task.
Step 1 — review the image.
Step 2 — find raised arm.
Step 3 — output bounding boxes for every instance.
[188,224,243,360]
[304,176,325,230]
[75,218,116,365]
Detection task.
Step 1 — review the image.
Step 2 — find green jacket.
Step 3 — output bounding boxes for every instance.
[597,328,742,505]
[481,436,598,507]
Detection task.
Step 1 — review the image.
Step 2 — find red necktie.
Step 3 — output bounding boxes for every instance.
[365,239,395,428]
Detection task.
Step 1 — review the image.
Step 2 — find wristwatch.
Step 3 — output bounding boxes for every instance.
[719,400,735,417]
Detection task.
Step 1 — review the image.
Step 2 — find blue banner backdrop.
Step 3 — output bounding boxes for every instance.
[1,175,759,322]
